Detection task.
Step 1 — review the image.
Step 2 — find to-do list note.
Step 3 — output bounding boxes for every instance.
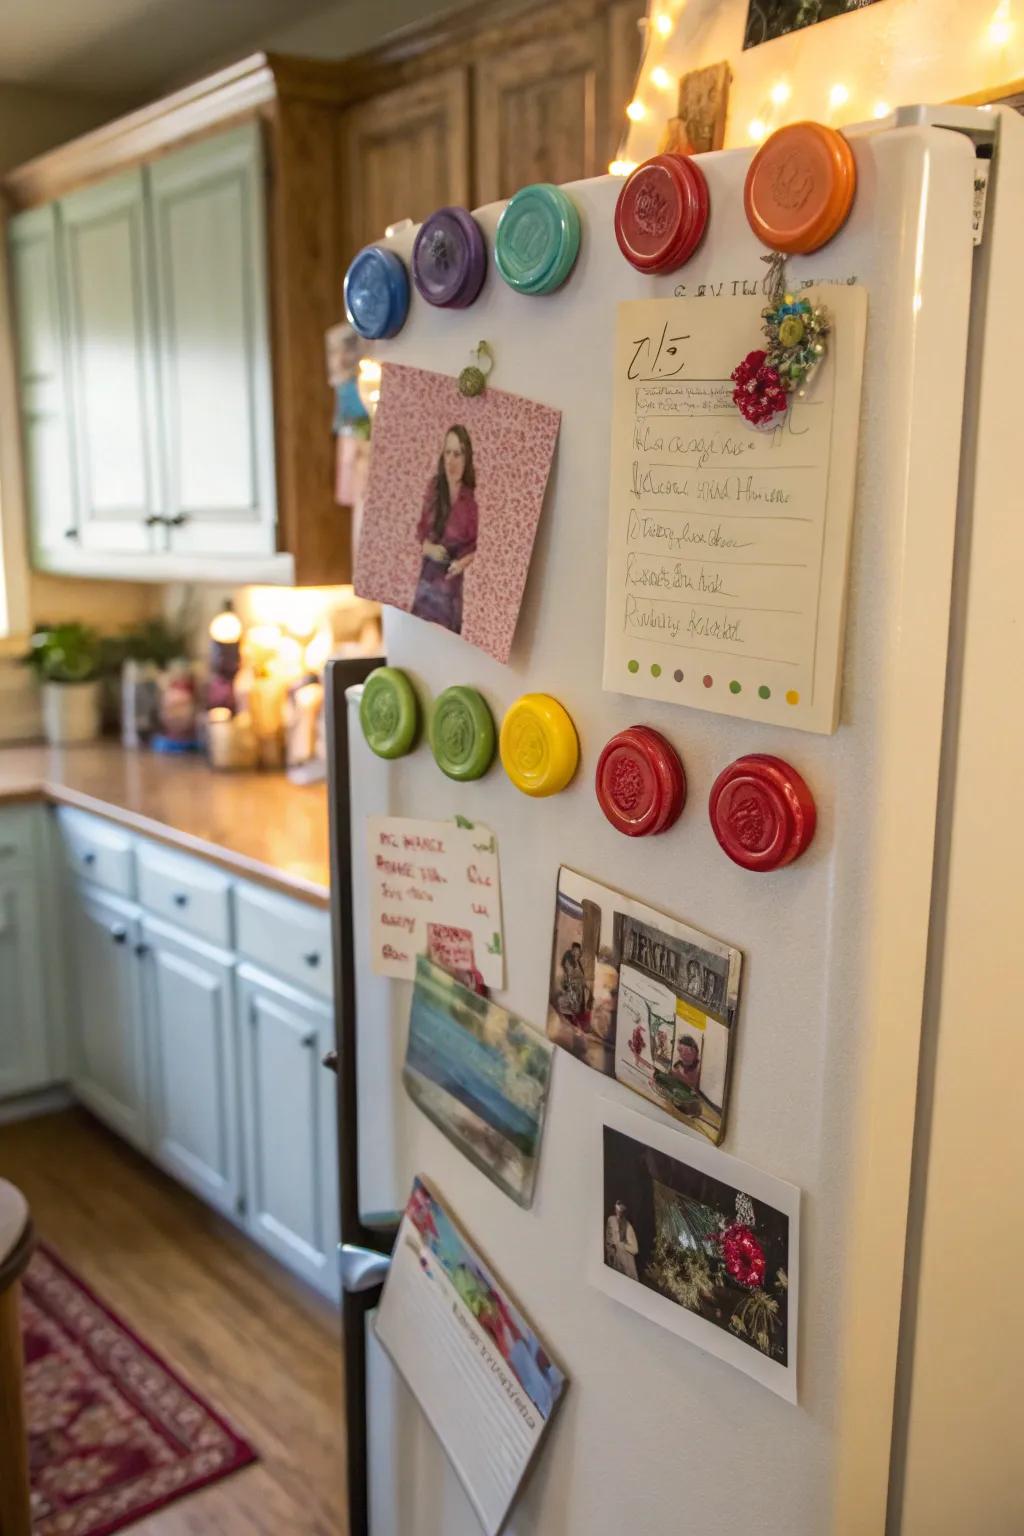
[604,289,866,733]
[367,816,504,989]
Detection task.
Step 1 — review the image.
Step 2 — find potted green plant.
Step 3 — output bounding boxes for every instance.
[22,623,105,745]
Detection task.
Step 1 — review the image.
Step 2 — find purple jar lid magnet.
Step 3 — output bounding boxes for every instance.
[412,207,487,309]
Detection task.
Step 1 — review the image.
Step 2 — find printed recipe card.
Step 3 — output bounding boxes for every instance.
[603,289,866,734]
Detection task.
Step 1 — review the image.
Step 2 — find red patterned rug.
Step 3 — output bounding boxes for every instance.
[21,1244,257,1535]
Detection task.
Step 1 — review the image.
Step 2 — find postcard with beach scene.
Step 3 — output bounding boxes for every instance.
[404,956,554,1207]
[547,868,742,1145]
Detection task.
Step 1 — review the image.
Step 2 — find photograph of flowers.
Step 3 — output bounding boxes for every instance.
[592,1101,800,1400]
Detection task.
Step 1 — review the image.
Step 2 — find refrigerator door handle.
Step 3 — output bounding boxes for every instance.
[339,1243,393,1294]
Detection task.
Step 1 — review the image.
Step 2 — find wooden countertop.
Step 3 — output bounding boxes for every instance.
[0,742,330,905]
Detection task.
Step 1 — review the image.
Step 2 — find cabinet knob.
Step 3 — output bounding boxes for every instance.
[321,1049,338,1074]
[303,950,321,968]
[301,1033,317,1049]
[144,513,168,528]
[172,892,189,908]
[168,513,189,528]
[135,941,149,958]
[82,850,97,866]
[64,526,79,541]
[110,925,128,944]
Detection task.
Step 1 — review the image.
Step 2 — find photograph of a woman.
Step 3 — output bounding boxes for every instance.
[354,362,560,662]
[605,1199,640,1281]
[411,425,478,635]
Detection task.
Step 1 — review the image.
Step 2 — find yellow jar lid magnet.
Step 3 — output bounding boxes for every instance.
[499,693,579,797]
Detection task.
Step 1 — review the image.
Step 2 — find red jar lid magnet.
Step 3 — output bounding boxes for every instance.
[596,726,686,836]
[708,754,816,871]
[614,153,709,274]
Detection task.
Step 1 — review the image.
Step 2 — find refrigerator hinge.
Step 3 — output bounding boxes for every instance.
[972,160,991,246]
[338,1243,392,1293]
[894,104,996,245]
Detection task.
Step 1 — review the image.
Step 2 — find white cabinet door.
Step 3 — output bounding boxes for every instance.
[69,884,149,1148]
[147,123,276,558]
[0,877,50,1098]
[7,205,78,561]
[60,169,161,553]
[142,914,241,1217]
[237,962,339,1297]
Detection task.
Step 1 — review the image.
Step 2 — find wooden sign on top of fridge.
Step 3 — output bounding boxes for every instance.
[603,288,867,734]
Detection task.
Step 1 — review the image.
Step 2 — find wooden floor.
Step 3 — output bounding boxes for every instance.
[0,1107,346,1534]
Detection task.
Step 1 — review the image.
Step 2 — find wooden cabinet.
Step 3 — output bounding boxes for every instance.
[142,914,241,1218]
[68,884,149,1150]
[340,70,470,254]
[237,962,339,1298]
[474,29,603,204]
[6,206,76,562]
[59,169,161,555]
[148,124,276,560]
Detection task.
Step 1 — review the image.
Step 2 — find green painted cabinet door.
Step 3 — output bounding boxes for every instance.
[60,169,163,554]
[7,205,78,561]
[142,914,241,1218]
[0,876,50,1098]
[69,884,150,1149]
[147,122,277,558]
[236,962,339,1298]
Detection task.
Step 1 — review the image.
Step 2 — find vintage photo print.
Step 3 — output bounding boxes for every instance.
[547,867,742,1144]
[354,362,561,663]
[592,1100,800,1401]
[404,956,554,1207]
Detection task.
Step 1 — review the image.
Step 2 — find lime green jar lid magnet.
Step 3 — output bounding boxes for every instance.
[359,667,419,759]
[429,686,496,781]
[494,183,581,296]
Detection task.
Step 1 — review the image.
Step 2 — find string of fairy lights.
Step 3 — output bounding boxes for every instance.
[608,0,1018,174]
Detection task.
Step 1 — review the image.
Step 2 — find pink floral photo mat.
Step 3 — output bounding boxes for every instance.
[355,363,561,663]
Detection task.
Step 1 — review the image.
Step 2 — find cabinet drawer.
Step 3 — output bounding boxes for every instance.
[137,841,232,948]
[235,882,331,1001]
[57,806,135,896]
[0,805,38,869]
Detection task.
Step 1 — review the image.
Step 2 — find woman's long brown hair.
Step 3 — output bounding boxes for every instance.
[429,424,476,540]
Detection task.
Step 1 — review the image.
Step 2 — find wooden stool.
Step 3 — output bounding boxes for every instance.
[0,1180,34,1536]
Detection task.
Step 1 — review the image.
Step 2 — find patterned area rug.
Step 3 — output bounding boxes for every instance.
[21,1245,257,1535]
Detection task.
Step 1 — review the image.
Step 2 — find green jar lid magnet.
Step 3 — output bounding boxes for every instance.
[360,667,419,759]
[494,184,581,296]
[430,686,496,781]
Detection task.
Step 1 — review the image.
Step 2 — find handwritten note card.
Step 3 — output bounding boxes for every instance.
[603,289,866,733]
[368,816,504,989]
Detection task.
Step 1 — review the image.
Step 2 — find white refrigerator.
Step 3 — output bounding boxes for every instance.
[326,103,1024,1536]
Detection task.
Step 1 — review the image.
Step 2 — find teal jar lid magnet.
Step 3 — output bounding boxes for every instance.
[430,686,496,780]
[494,184,581,295]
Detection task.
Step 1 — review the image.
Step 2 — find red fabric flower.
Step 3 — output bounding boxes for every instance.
[720,1222,766,1289]
[731,349,787,426]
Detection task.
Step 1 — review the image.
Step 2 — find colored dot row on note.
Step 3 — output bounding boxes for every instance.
[625,661,800,707]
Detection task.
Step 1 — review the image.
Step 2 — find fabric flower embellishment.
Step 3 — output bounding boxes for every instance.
[719,1221,767,1289]
[731,350,788,427]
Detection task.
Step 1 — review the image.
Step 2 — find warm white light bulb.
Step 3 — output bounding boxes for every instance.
[873,100,892,118]
[748,118,768,143]
[653,11,673,36]
[626,99,647,122]
[829,83,850,109]
[770,81,791,106]
[988,1,1013,44]
[651,66,673,90]
[609,159,637,176]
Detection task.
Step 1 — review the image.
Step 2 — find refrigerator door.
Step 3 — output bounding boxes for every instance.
[339,119,984,1536]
